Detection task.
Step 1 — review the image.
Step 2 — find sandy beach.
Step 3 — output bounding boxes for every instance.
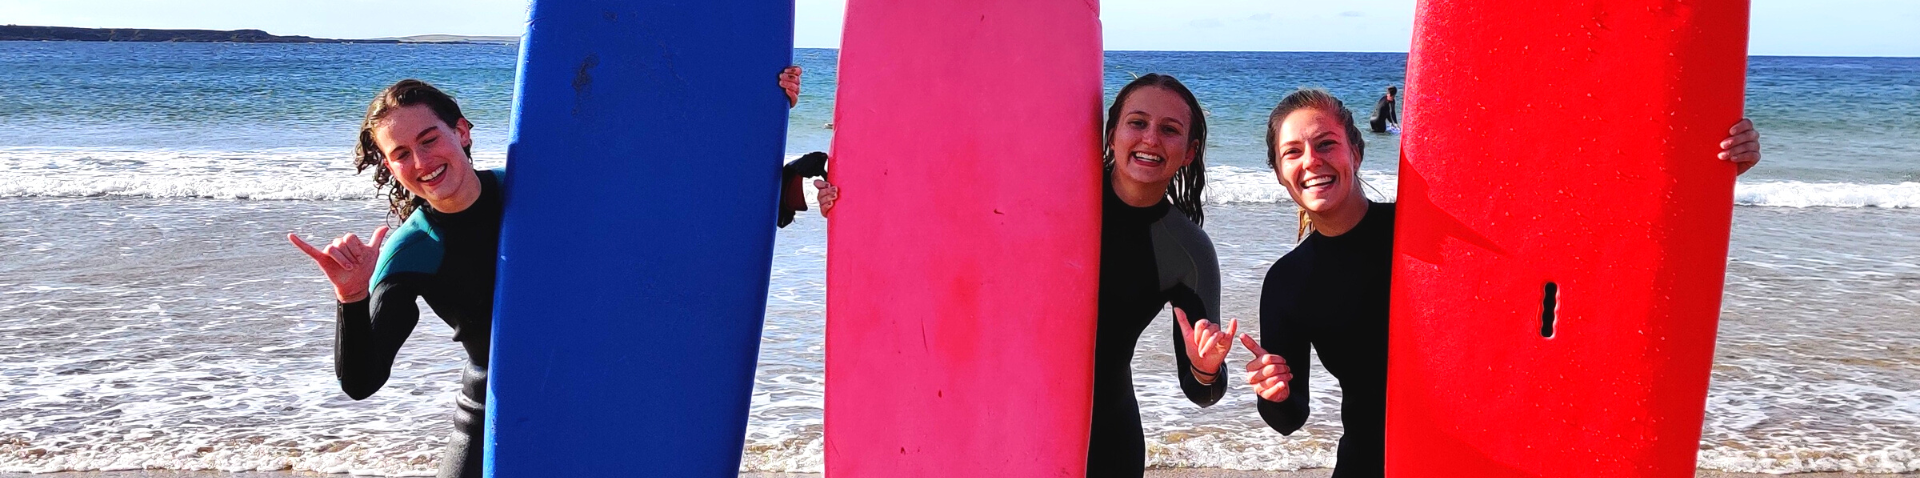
[3,471,1917,478]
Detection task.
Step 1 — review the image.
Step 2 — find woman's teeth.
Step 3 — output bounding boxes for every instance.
[1303,176,1335,189]
[419,165,446,182]
[1131,152,1164,165]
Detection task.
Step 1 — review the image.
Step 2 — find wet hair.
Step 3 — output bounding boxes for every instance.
[353,79,471,222]
[1263,88,1367,240]
[1102,73,1209,227]
[1387,86,1398,95]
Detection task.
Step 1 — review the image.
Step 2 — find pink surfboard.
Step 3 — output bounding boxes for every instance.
[1386,1,1750,476]
[822,1,1104,476]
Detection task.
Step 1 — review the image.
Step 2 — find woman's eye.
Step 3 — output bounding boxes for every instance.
[423,138,437,146]
[1128,119,1147,128]
[1161,126,1181,136]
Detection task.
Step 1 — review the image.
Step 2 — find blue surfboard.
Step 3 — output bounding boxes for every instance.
[485,1,793,476]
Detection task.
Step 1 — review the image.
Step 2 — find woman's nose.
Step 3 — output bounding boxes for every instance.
[1300,149,1324,170]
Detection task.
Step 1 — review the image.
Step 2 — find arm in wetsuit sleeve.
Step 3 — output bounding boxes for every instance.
[777,152,829,228]
[1256,303,1313,435]
[334,279,422,400]
[1151,213,1225,407]
[1168,285,1227,407]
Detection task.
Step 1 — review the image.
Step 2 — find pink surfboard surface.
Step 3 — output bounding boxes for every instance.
[1387,1,1750,476]
[822,1,1104,476]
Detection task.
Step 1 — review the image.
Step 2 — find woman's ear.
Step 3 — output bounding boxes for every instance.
[1350,140,1365,171]
[456,118,474,149]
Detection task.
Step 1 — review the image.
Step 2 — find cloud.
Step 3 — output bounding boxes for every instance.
[1190,18,1224,29]
[1248,13,1274,21]
[1340,11,1365,17]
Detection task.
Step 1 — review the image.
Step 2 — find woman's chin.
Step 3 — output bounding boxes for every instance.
[1300,195,1352,215]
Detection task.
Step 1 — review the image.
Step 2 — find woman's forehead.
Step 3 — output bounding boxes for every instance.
[1122,87,1191,120]
[373,106,447,141]
[1278,109,1344,139]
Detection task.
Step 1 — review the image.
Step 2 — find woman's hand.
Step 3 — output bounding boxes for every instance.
[1720,118,1760,176]
[814,179,838,217]
[289,227,389,303]
[1175,308,1236,385]
[780,65,803,108]
[1240,333,1292,402]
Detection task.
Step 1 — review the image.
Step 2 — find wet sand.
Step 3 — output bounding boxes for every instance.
[2,470,1914,477]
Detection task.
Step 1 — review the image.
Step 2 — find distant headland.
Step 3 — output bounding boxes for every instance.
[0,25,518,44]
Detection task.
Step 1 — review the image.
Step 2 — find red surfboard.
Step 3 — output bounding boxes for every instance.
[1386,1,1750,476]
[822,1,1104,476]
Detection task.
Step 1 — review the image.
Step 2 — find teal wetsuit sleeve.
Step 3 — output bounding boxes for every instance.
[334,278,423,400]
[335,214,438,401]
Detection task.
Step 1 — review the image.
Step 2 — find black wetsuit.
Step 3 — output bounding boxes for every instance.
[1087,173,1225,478]
[1254,201,1394,478]
[334,169,503,478]
[778,152,829,228]
[1369,95,1398,133]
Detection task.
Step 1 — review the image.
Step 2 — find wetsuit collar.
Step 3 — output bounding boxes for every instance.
[1312,200,1389,244]
[1104,169,1171,224]
[422,169,502,227]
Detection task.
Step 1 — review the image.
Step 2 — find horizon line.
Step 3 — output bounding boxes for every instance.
[3,25,1911,58]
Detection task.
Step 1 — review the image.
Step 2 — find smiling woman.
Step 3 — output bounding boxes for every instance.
[1085,73,1232,478]
[280,69,807,478]
[288,79,503,478]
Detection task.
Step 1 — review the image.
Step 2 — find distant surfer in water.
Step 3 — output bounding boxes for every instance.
[1368,85,1398,134]
[812,73,1236,478]
[1237,87,1762,478]
[288,67,804,478]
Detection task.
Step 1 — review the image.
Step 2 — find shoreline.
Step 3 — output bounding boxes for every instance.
[1,470,1914,478]
[0,26,517,44]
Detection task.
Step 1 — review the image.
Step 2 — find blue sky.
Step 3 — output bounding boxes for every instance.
[1,0,1914,56]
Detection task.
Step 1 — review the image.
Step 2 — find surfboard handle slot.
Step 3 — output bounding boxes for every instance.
[1540,282,1559,338]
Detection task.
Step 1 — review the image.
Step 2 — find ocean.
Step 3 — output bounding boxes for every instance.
[0,42,1915,475]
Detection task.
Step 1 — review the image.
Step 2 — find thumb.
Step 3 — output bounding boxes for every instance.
[369,226,391,250]
[1239,333,1268,356]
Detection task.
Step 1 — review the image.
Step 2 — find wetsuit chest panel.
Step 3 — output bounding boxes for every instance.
[1099,226,1170,346]
[1296,246,1391,382]
[413,169,503,355]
